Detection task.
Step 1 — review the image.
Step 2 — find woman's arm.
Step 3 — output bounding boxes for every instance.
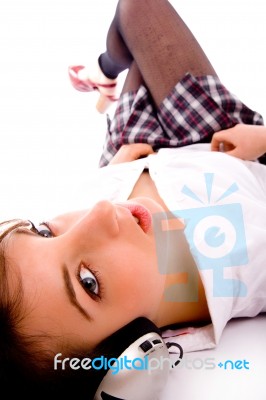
[211,124,266,160]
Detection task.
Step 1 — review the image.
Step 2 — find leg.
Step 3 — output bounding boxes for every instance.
[120,62,144,94]
[100,0,217,107]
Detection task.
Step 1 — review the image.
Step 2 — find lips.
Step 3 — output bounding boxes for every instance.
[117,203,152,233]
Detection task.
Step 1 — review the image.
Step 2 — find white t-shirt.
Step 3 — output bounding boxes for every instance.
[84,144,266,352]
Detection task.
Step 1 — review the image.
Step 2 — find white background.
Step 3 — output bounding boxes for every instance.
[0,0,265,222]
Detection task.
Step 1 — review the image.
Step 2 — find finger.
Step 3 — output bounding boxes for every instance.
[134,143,155,157]
[222,142,235,152]
[211,130,234,152]
[211,136,221,151]
[211,133,226,151]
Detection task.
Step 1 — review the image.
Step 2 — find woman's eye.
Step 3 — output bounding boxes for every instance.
[29,221,53,238]
[79,265,99,296]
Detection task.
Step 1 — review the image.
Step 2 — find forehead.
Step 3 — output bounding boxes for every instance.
[0,223,26,313]
[0,220,31,287]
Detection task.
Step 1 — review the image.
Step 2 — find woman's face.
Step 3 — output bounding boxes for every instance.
[6,197,167,352]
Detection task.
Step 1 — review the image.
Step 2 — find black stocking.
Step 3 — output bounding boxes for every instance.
[98,0,217,107]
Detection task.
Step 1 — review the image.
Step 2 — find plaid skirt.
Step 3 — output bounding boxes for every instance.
[99,73,264,167]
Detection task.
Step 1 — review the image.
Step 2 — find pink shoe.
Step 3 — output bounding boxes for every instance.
[68,65,118,113]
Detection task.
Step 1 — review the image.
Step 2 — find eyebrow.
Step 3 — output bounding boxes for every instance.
[62,266,92,321]
[6,228,93,322]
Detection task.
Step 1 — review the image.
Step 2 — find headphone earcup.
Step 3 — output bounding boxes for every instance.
[93,318,171,400]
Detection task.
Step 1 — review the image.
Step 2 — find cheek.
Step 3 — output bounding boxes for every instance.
[109,251,165,315]
[98,236,166,316]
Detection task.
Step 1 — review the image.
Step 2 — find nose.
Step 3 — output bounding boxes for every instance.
[53,200,120,242]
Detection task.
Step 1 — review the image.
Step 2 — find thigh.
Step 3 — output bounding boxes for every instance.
[120,62,144,95]
[118,0,217,106]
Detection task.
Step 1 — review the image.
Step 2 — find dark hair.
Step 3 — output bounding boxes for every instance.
[0,220,163,399]
[0,220,110,399]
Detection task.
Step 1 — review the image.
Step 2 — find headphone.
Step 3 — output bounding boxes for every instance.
[92,317,183,400]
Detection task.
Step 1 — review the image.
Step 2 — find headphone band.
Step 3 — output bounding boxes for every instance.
[87,318,162,397]
[94,317,162,360]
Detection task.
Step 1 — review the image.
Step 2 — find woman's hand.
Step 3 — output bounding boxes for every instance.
[211,124,266,160]
[110,143,155,164]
